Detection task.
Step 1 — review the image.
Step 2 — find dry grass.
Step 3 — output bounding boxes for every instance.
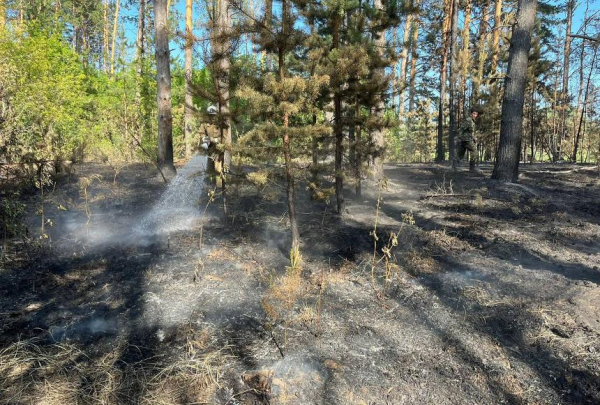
[403,248,441,275]
[0,335,230,405]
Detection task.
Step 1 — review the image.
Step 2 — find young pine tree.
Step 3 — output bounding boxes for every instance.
[236,0,330,252]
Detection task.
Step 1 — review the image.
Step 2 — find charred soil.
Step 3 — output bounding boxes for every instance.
[1,162,599,404]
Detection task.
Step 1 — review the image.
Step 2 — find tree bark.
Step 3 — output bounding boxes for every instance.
[459,0,472,113]
[184,0,193,158]
[558,0,574,160]
[398,11,413,118]
[492,0,538,182]
[473,0,491,101]
[154,0,176,176]
[332,14,344,213]
[435,0,453,162]
[110,0,120,75]
[448,0,458,162]
[572,45,597,162]
[279,0,299,249]
[103,0,109,72]
[408,2,420,115]
[371,0,386,180]
[490,0,503,76]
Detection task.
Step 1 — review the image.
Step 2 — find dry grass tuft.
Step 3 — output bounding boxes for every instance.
[0,335,230,405]
[262,247,308,343]
[404,248,441,275]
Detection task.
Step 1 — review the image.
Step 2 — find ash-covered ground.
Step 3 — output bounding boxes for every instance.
[1,161,599,404]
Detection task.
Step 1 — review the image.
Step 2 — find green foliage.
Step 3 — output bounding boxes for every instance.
[0,192,26,238]
[0,28,87,162]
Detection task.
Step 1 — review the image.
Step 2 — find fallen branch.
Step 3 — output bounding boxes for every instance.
[420,194,472,200]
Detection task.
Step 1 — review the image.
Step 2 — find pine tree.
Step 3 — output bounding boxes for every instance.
[237,0,329,249]
[492,0,538,182]
[155,0,176,177]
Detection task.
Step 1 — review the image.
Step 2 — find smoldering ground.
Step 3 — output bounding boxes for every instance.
[1,162,600,404]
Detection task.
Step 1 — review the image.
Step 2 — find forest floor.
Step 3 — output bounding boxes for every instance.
[1,161,600,404]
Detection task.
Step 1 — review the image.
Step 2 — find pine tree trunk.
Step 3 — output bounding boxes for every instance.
[408,2,420,116]
[184,0,193,158]
[530,84,535,163]
[492,0,538,182]
[216,0,232,215]
[279,0,299,249]
[103,0,109,72]
[110,0,120,75]
[332,14,344,213]
[435,0,453,162]
[355,102,362,197]
[551,47,560,158]
[371,0,386,180]
[398,12,413,119]
[572,45,597,162]
[154,0,176,176]
[473,0,490,101]
[459,0,471,111]
[490,0,502,77]
[489,0,503,146]
[558,0,574,160]
[448,0,459,162]
[136,0,146,105]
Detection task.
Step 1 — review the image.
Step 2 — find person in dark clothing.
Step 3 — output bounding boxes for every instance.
[453,106,483,173]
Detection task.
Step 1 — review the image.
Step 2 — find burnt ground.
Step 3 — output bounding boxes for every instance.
[1,161,599,404]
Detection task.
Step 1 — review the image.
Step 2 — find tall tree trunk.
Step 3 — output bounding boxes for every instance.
[184,0,193,158]
[448,0,459,162]
[332,14,344,213]
[355,102,362,197]
[215,0,232,216]
[459,0,471,113]
[490,0,503,77]
[492,0,538,182]
[136,0,145,87]
[530,84,535,163]
[473,0,491,101]
[110,0,120,75]
[279,0,299,249]
[398,11,413,119]
[572,45,597,162]
[154,0,176,176]
[489,0,503,147]
[558,0,574,160]
[371,0,386,180]
[435,0,454,162]
[103,0,109,72]
[551,46,560,157]
[408,2,420,115]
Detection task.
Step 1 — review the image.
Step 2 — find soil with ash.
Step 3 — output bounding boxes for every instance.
[1,162,599,404]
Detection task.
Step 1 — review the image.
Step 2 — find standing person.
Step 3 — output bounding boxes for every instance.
[199,105,223,185]
[453,106,483,173]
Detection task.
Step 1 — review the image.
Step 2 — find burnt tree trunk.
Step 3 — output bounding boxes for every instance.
[492,0,538,182]
[154,0,176,176]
